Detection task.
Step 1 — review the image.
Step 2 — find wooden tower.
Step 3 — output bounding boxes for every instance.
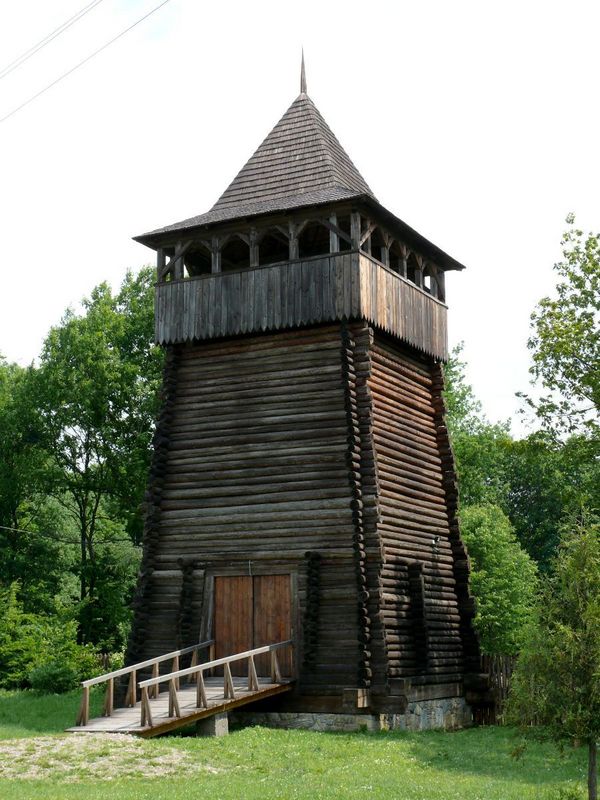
[128,65,483,729]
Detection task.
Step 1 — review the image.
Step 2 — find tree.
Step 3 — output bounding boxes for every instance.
[503,431,600,569]
[459,504,538,654]
[32,267,163,644]
[445,345,600,571]
[444,344,512,507]
[0,357,66,611]
[506,516,600,800]
[523,214,600,435]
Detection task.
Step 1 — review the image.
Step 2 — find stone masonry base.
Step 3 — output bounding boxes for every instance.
[231,697,472,733]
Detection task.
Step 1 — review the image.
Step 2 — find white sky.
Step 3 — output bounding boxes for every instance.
[1,0,599,434]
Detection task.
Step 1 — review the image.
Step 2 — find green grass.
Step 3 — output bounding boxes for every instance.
[0,690,588,800]
[0,688,103,739]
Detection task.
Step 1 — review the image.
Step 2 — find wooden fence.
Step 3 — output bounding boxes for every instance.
[475,654,517,725]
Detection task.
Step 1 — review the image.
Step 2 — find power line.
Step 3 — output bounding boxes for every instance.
[0,0,106,81]
[0,523,141,548]
[0,0,174,125]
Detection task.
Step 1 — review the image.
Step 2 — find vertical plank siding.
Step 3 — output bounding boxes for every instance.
[154,253,447,361]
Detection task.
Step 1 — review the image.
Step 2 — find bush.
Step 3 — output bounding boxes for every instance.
[29,660,78,694]
[460,504,538,654]
[0,583,104,690]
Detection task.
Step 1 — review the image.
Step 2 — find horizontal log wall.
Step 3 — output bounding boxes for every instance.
[133,325,363,691]
[369,333,469,687]
[155,253,447,360]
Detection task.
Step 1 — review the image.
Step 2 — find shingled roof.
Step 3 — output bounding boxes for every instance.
[136,92,375,240]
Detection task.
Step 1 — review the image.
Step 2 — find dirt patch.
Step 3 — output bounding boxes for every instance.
[0,733,219,782]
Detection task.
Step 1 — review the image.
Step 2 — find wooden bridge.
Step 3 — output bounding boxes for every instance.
[67,640,294,738]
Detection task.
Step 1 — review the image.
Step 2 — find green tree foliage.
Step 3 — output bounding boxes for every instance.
[506,516,600,800]
[443,345,512,507]
[524,215,600,435]
[0,358,66,612]
[503,432,600,568]
[459,505,537,654]
[29,267,163,645]
[0,583,100,690]
[444,346,600,572]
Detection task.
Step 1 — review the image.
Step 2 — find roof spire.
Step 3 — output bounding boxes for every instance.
[300,48,307,95]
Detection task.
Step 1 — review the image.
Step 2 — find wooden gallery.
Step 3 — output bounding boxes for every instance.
[124,67,487,733]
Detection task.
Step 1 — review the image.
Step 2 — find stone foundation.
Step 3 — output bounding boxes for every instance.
[231,697,472,733]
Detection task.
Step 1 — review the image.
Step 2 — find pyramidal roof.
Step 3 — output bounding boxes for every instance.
[137,91,375,240]
[212,92,375,215]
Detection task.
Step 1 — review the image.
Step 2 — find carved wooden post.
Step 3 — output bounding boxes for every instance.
[399,244,408,278]
[329,213,339,253]
[427,264,439,299]
[157,248,166,282]
[288,221,299,260]
[362,218,372,256]
[249,228,260,267]
[436,269,446,302]
[381,233,392,267]
[414,254,424,288]
[350,211,361,250]
[173,242,184,280]
[211,236,221,273]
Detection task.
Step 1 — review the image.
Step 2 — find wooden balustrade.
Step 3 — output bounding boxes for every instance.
[154,252,448,360]
[137,640,294,728]
[75,640,215,727]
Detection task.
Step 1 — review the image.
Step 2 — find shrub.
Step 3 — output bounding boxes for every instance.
[29,660,78,694]
[460,504,538,654]
[0,583,104,690]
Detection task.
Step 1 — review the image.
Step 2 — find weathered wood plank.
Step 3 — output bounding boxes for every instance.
[154,254,447,359]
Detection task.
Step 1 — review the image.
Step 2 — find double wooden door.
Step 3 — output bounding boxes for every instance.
[214,574,292,676]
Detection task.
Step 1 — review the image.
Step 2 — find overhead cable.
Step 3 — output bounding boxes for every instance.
[0,0,174,124]
[0,0,106,81]
[0,523,141,548]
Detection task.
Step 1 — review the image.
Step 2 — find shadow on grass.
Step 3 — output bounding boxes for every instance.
[318,725,586,789]
[0,689,103,738]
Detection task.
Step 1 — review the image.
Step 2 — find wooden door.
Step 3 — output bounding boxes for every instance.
[253,575,292,675]
[213,574,292,677]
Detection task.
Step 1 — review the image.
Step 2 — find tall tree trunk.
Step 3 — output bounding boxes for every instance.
[589,739,597,800]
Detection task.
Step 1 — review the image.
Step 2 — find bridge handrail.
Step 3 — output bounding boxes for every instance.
[138,640,293,688]
[75,639,215,727]
[137,639,295,728]
[81,640,215,688]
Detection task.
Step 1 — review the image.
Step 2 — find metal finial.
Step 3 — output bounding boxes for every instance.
[300,49,307,94]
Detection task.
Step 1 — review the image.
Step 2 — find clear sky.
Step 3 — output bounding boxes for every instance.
[1,0,598,434]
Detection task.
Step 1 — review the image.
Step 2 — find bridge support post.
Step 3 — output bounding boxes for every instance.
[195,712,229,737]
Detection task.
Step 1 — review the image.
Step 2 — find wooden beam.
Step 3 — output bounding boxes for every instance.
[157,248,166,281]
[211,236,221,273]
[288,221,299,260]
[413,253,424,288]
[380,232,392,267]
[329,213,339,253]
[350,211,361,249]
[360,219,377,248]
[436,269,446,302]
[249,228,260,267]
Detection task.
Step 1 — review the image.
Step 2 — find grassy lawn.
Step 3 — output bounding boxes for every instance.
[0,690,588,800]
